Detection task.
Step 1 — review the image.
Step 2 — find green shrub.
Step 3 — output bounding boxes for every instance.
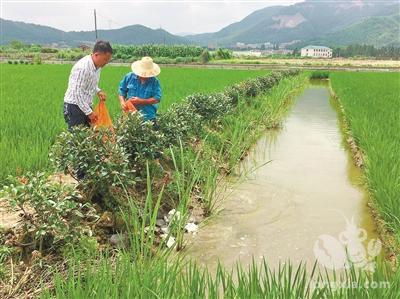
[215,48,233,60]
[153,56,176,64]
[50,127,136,209]
[115,113,164,167]
[200,49,210,64]
[41,48,58,53]
[310,71,330,79]
[223,83,242,105]
[175,56,185,63]
[1,172,94,251]
[186,93,233,121]
[158,102,203,146]
[238,79,261,98]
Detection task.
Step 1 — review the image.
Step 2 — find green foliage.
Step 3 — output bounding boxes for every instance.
[337,43,400,59]
[9,40,24,49]
[115,113,164,167]
[61,235,98,260]
[223,83,242,105]
[238,78,261,98]
[50,127,136,209]
[158,102,203,146]
[330,72,400,248]
[0,238,14,279]
[1,172,93,250]
[153,56,176,64]
[186,92,233,121]
[310,71,330,79]
[200,49,210,64]
[44,252,400,299]
[113,44,203,59]
[320,15,400,51]
[41,47,58,53]
[56,50,86,61]
[215,48,233,60]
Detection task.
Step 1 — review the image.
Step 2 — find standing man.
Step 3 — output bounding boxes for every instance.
[118,56,162,125]
[63,40,113,130]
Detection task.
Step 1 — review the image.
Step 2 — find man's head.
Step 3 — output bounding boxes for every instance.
[92,40,113,68]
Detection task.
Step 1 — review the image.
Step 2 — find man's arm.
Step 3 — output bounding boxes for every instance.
[96,87,107,101]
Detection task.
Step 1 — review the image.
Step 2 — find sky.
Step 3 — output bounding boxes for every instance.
[1,0,303,35]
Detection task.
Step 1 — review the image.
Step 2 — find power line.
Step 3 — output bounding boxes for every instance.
[95,10,123,29]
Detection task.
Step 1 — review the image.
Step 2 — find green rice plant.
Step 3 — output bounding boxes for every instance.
[330,72,400,251]
[42,250,399,298]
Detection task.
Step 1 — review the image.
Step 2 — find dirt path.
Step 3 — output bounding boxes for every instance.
[0,201,20,231]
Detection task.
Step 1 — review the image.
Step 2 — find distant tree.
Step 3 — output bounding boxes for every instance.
[10,40,25,49]
[331,43,399,59]
[215,48,233,60]
[200,49,211,64]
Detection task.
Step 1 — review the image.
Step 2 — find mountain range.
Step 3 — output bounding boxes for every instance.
[1,0,399,48]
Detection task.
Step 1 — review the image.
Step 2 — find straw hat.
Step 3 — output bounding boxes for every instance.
[131,56,160,78]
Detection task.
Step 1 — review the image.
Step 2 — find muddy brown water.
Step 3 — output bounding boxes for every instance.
[185,83,379,273]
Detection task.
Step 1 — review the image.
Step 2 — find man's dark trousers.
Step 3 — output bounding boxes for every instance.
[63,103,90,131]
[63,103,90,179]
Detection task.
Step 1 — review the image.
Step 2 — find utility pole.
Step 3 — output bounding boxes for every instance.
[94,9,98,40]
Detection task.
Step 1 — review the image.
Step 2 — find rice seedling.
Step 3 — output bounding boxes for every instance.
[330,72,400,251]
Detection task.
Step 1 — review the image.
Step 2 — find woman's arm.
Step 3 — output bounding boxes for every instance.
[127,97,159,105]
[119,95,127,110]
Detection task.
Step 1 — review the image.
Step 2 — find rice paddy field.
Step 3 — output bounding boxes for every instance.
[0,64,267,180]
[330,72,400,250]
[1,63,400,298]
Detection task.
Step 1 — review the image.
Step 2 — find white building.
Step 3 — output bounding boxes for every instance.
[301,45,332,58]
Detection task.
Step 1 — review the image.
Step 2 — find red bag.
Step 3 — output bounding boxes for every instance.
[124,99,138,113]
[93,101,113,129]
